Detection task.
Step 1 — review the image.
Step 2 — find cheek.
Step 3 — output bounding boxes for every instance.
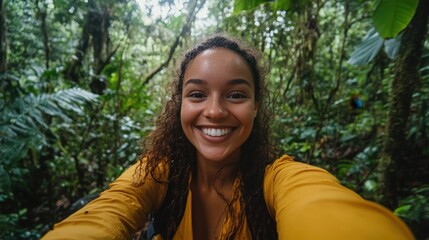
[236,107,257,133]
[243,105,257,123]
[180,102,192,129]
[246,109,258,134]
[244,111,257,139]
[247,116,256,133]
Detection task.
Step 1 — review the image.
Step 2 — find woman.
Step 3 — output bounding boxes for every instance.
[42,34,414,239]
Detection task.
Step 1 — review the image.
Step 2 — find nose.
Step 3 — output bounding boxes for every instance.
[203,97,228,119]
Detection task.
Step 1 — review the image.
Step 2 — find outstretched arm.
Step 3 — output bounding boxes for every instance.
[42,162,166,240]
[264,155,414,240]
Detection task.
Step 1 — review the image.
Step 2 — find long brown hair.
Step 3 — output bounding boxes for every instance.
[136,33,279,239]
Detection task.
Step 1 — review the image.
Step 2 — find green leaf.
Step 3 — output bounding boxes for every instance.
[373,0,418,38]
[11,117,37,135]
[233,0,299,13]
[28,108,48,129]
[394,204,412,216]
[384,32,402,59]
[0,166,11,193]
[1,88,98,163]
[274,0,293,10]
[348,28,383,65]
[274,0,307,11]
[233,0,267,13]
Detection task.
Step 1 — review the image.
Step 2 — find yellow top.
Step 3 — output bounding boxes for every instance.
[42,155,414,240]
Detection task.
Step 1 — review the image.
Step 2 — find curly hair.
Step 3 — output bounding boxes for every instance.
[136,33,280,239]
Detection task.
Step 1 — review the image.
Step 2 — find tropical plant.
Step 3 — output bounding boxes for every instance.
[0,72,98,238]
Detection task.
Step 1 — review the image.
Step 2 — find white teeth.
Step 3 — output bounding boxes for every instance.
[202,128,232,137]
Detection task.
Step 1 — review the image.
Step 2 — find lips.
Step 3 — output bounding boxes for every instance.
[201,128,232,137]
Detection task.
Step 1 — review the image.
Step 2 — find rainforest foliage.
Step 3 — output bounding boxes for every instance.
[0,0,428,239]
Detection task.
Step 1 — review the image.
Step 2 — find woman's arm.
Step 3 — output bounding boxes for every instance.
[42,162,167,240]
[264,155,414,240]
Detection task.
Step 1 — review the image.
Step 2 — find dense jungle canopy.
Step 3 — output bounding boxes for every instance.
[0,0,428,239]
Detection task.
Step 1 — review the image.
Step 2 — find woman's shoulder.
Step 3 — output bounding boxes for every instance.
[265,154,336,181]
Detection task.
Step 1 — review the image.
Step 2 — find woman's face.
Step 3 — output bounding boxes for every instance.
[180,48,258,164]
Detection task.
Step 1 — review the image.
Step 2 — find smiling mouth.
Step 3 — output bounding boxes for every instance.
[202,128,232,137]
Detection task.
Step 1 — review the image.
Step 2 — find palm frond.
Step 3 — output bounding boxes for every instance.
[0,88,98,163]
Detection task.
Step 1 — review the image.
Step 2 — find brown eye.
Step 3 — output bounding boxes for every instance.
[228,92,246,99]
[189,92,205,99]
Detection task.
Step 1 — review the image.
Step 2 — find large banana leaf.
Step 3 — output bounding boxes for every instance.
[373,0,418,38]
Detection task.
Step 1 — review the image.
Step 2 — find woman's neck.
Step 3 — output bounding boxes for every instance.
[193,152,240,190]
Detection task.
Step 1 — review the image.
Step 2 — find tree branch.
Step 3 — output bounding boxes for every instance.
[142,0,206,85]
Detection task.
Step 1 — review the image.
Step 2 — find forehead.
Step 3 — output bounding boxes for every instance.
[184,48,254,84]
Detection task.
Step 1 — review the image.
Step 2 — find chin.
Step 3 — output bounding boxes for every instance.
[197,150,240,164]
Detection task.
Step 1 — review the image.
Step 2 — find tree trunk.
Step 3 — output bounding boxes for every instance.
[89,0,110,75]
[88,0,111,95]
[35,0,50,70]
[377,0,429,209]
[64,8,90,83]
[0,0,6,73]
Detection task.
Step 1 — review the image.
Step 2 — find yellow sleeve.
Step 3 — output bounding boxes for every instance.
[42,162,167,240]
[264,155,415,240]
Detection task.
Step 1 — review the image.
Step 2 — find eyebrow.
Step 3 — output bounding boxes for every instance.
[184,78,252,87]
[228,79,252,87]
[184,79,205,86]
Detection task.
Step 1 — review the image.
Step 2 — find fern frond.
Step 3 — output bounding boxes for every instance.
[0,88,98,163]
[34,88,99,118]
